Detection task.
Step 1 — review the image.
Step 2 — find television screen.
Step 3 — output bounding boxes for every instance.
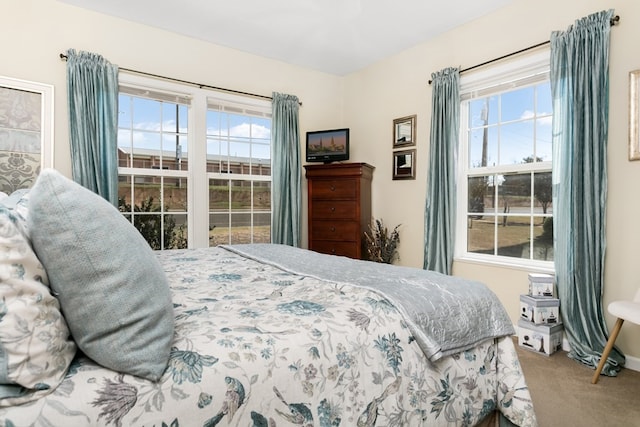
[306,128,349,163]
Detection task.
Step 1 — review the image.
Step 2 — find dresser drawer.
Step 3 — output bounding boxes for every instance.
[311,200,357,220]
[310,241,359,258]
[311,221,359,241]
[311,179,357,199]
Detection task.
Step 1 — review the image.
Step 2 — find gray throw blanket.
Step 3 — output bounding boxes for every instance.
[222,244,515,361]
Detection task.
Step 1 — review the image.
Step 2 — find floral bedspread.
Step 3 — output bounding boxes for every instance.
[222,244,516,362]
[1,246,537,426]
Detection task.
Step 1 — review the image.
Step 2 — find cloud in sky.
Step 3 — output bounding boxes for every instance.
[521,109,552,125]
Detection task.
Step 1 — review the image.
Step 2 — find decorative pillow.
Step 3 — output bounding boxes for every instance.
[1,189,30,238]
[9,189,30,220]
[0,189,29,209]
[0,206,76,406]
[27,169,174,381]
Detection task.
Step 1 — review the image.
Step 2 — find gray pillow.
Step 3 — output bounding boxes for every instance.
[27,169,174,381]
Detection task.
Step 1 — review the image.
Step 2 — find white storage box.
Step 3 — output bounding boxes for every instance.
[528,273,555,298]
[517,319,564,356]
[528,273,554,283]
[520,294,560,325]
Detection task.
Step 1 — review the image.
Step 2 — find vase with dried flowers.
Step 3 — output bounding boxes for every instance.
[364,219,401,264]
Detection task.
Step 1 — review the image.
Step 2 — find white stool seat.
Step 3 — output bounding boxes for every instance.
[592,288,640,384]
[608,300,640,325]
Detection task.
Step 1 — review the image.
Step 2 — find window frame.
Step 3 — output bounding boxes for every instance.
[455,50,554,272]
[205,93,273,246]
[117,72,272,249]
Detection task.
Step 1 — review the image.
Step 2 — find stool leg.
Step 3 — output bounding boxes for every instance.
[592,318,624,384]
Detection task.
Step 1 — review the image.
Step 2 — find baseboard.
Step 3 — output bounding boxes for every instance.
[561,335,640,372]
[624,355,640,372]
[513,326,640,373]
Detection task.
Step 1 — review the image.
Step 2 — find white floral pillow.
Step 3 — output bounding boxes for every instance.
[0,206,76,406]
[1,189,30,237]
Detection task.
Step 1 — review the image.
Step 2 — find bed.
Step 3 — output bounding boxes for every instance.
[0,169,537,426]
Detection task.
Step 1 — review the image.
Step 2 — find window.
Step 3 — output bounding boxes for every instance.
[206,99,272,246]
[117,74,271,250]
[0,76,53,194]
[456,51,553,268]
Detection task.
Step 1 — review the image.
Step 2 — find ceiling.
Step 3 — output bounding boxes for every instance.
[58,0,516,76]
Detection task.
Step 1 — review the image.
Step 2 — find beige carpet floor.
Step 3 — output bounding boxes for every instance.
[514,337,640,427]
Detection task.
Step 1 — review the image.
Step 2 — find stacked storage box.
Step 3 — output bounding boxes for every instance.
[517,273,564,356]
[528,273,555,298]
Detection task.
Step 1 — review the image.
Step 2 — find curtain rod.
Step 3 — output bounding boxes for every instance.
[428,14,620,85]
[59,53,302,105]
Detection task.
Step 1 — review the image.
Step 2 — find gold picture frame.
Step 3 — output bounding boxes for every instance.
[392,149,416,180]
[393,115,416,147]
[629,70,640,160]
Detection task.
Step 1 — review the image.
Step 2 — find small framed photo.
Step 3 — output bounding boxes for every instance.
[629,70,640,160]
[393,149,416,180]
[393,115,416,147]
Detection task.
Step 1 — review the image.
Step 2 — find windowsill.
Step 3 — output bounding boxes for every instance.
[454,254,555,274]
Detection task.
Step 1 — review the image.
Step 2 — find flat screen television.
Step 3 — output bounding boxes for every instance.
[306,128,350,163]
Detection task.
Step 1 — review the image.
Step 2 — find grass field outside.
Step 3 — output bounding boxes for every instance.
[209,225,271,246]
[467,216,553,261]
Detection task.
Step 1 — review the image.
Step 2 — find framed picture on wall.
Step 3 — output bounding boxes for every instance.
[393,115,416,147]
[392,149,416,180]
[0,76,54,194]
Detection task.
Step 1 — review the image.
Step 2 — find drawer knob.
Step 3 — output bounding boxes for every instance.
[330,226,336,232]
[330,207,336,212]
[330,185,336,191]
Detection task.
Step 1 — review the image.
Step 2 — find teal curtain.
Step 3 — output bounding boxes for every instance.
[66,48,119,206]
[550,9,623,376]
[424,67,460,274]
[271,92,301,246]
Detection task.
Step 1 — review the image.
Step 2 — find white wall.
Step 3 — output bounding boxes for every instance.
[3,0,349,245]
[344,0,640,363]
[5,1,344,164]
[5,0,640,363]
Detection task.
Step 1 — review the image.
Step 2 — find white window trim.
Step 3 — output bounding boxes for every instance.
[117,72,272,248]
[454,50,554,271]
[459,50,550,98]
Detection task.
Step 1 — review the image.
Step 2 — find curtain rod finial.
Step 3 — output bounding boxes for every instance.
[611,15,620,25]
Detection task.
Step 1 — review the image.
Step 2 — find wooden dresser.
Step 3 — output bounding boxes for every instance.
[304,163,374,259]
